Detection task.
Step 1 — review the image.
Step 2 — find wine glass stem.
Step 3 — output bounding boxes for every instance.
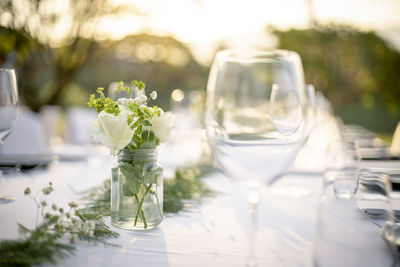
[247,199,259,267]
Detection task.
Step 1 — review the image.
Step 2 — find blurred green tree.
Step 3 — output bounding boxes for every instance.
[273,25,400,132]
[0,0,141,111]
[73,34,208,109]
[0,1,207,112]
[0,26,35,66]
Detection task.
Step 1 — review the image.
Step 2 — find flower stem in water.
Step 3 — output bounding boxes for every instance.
[134,184,153,228]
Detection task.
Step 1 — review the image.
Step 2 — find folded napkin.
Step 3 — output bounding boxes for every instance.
[391,122,400,156]
[0,107,48,156]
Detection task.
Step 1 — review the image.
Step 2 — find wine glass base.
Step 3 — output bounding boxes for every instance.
[0,195,16,204]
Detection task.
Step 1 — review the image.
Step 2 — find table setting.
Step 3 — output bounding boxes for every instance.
[0,49,400,267]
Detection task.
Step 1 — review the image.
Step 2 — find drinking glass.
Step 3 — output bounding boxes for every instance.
[0,68,19,204]
[205,49,308,266]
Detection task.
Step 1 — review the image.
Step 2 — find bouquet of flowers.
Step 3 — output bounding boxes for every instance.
[88,80,175,153]
[88,80,175,230]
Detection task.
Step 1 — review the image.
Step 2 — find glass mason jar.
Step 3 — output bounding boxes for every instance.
[111,149,163,230]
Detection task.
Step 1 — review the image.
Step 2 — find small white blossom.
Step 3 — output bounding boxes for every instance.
[57,220,71,231]
[150,91,157,100]
[42,186,53,195]
[82,221,94,235]
[72,219,82,232]
[134,95,147,105]
[88,220,96,231]
[24,187,31,195]
[117,98,135,107]
[68,201,78,208]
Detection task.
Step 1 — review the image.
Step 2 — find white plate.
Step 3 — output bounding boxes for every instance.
[0,153,54,168]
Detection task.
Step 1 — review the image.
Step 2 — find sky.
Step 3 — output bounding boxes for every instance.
[92,0,400,64]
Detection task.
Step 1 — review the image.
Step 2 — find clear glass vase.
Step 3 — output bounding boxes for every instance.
[111,149,163,230]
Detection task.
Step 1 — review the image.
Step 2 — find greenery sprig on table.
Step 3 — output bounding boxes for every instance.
[0,183,119,267]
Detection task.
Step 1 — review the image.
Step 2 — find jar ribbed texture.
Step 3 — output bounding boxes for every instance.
[118,149,158,163]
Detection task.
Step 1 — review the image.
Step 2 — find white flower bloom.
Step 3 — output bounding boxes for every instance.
[150,91,157,100]
[82,223,90,234]
[134,94,147,105]
[71,220,81,232]
[93,108,134,151]
[149,111,176,142]
[117,98,135,107]
[86,220,96,231]
[82,221,94,234]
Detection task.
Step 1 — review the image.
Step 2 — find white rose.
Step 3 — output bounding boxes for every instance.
[93,108,134,151]
[149,112,176,142]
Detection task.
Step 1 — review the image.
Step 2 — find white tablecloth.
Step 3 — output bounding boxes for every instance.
[0,116,399,266]
[0,160,323,266]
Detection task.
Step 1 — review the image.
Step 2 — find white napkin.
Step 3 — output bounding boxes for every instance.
[391,122,400,156]
[65,107,97,145]
[0,107,48,156]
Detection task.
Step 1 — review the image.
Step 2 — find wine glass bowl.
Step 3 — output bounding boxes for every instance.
[0,68,19,204]
[0,68,19,144]
[206,49,307,186]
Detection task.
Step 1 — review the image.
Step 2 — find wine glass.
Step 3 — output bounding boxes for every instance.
[0,68,19,204]
[205,49,308,266]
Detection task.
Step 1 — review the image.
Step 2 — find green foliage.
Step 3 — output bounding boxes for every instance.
[163,162,215,214]
[131,80,146,92]
[0,26,35,66]
[273,25,400,132]
[117,80,145,98]
[0,0,137,111]
[0,183,119,267]
[88,87,120,115]
[139,130,158,149]
[80,179,112,216]
[0,235,74,267]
